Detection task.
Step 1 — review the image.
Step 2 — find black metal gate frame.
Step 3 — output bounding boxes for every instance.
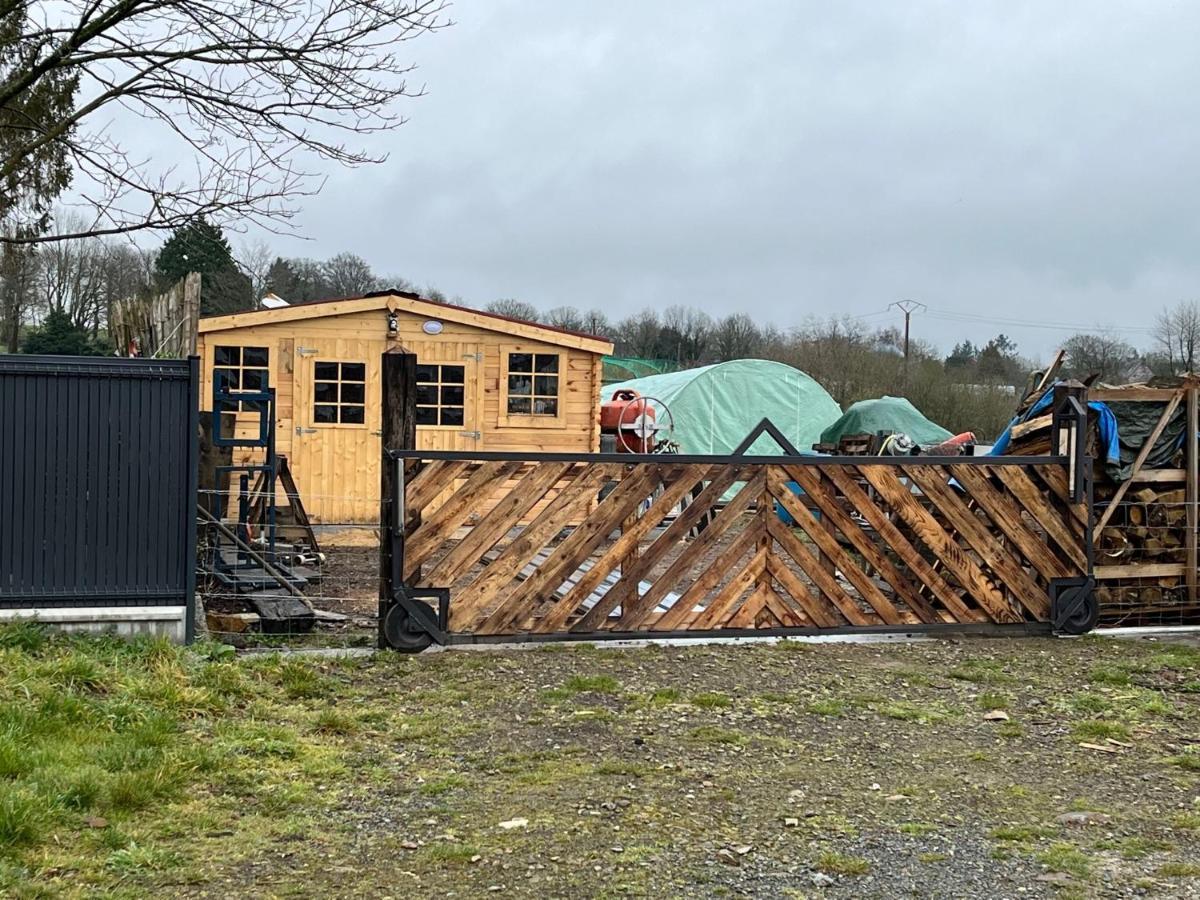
[380,403,1095,648]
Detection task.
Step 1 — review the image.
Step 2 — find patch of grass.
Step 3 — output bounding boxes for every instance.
[420,843,480,865]
[1166,753,1200,772]
[1157,862,1200,877]
[1065,692,1111,715]
[0,785,47,847]
[105,842,180,874]
[877,701,956,725]
[647,688,680,706]
[991,824,1057,844]
[1037,842,1092,878]
[977,692,1010,710]
[814,850,870,876]
[279,661,333,699]
[690,692,732,709]
[419,774,468,796]
[1171,812,1200,830]
[774,639,811,652]
[1070,720,1131,742]
[313,708,359,735]
[1111,836,1173,860]
[0,620,48,652]
[561,674,620,695]
[806,698,846,717]
[686,725,747,747]
[996,722,1024,738]
[1088,665,1132,687]
[898,822,938,836]
[948,659,1014,685]
[918,852,948,863]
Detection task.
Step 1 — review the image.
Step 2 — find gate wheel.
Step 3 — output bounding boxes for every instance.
[1057,591,1099,636]
[382,604,433,652]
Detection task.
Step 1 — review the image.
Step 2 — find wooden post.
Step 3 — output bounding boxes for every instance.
[379,347,418,638]
[1187,382,1198,605]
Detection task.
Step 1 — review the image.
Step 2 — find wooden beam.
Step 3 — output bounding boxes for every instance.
[1130,468,1187,483]
[1089,387,1186,402]
[379,348,417,621]
[1095,563,1187,580]
[1093,390,1184,539]
[1188,386,1198,604]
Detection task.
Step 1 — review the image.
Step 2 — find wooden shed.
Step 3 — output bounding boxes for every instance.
[197,290,613,523]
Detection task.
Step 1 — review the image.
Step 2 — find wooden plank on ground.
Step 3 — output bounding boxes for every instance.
[448,464,620,629]
[858,466,1018,623]
[784,465,941,624]
[821,466,977,623]
[424,462,574,586]
[768,468,903,625]
[903,465,1048,620]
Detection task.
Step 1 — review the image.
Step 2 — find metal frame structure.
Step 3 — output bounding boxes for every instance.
[381,409,1096,650]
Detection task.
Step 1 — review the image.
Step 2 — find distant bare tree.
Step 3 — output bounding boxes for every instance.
[543,306,585,331]
[1062,332,1141,383]
[1152,301,1200,375]
[1,1,449,244]
[0,237,39,350]
[662,305,712,365]
[615,310,663,358]
[236,240,276,306]
[712,313,762,361]
[486,298,539,322]
[322,252,379,298]
[580,309,611,337]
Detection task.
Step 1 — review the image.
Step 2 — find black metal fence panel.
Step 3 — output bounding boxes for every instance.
[0,355,198,635]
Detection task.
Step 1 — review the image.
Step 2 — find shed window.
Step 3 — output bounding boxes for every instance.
[506,352,559,416]
[415,363,466,427]
[313,361,366,425]
[213,345,269,395]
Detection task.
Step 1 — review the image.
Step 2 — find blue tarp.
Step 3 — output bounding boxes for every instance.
[990,383,1120,468]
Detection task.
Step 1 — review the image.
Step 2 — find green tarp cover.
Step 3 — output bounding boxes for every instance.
[819,396,953,447]
[605,359,841,455]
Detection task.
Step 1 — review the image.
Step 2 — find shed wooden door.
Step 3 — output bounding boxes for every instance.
[292,338,386,524]
[413,341,483,454]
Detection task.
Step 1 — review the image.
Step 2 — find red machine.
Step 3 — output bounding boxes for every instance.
[600,389,660,453]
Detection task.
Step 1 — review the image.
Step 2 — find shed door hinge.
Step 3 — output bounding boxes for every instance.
[460,431,481,440]
[463,352,483,362]
[297,346,319,356]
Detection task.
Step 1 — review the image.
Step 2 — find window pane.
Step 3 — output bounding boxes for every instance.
[243,346,269,367]
[535,354,559,374]
[441,365,465,384]
[508,353,533,373]
[534,398,559,416]
[441,407,464,426]
[315,382,338,403]
[219,411,237,440]
[214,346,239,366]
[314,404,337,423]
[416,364,438,383]
[214,367,239,391]
[340,405,365,425]
[315,362,338,381]
[534,375,557,396]
[508,396,531,415]
[241,370,266,391]
[441,385,464,406]
[415,384,438,405]
[341,362,366,382]
[416,406,438,426]
[341,382,365,404]
[508,374,532,396]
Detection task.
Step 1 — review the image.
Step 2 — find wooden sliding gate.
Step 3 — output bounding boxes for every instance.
[380,439,1094,650]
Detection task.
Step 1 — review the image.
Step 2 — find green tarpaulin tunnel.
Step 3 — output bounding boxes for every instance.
[819,396,953,447]
[604,359,842,455]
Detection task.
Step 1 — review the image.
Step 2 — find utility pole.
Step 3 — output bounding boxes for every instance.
[890,300,926,361]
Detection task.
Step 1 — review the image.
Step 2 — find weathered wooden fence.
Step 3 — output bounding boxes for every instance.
[380,443,1094,649]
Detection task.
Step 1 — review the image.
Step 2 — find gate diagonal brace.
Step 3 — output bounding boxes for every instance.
[388,585,450,643]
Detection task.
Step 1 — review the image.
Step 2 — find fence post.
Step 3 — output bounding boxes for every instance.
[378,348,417,648]
[1051,380,1088,505]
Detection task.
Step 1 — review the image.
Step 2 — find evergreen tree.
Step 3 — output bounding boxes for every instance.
[156,218,253,314]
[21,308,104,355]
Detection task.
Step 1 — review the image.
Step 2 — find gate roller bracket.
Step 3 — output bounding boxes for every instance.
[1050,578,1098,636]
[382,586,449,652]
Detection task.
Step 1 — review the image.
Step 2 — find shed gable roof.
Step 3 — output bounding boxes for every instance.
[198,289,613,355]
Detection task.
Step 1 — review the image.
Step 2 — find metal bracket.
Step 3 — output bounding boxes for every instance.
[389,584,449,643]
[730,418,802,457]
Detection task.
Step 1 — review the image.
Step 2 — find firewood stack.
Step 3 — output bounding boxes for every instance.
[1001,374,1200,626]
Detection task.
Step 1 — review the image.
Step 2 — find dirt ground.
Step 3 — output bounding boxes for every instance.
[35,633,1185,899]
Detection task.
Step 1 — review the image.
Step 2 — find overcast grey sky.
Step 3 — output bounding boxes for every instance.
[263,1,1200,360]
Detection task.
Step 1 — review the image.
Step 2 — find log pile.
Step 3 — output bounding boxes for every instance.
[1002,376,1199,626]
